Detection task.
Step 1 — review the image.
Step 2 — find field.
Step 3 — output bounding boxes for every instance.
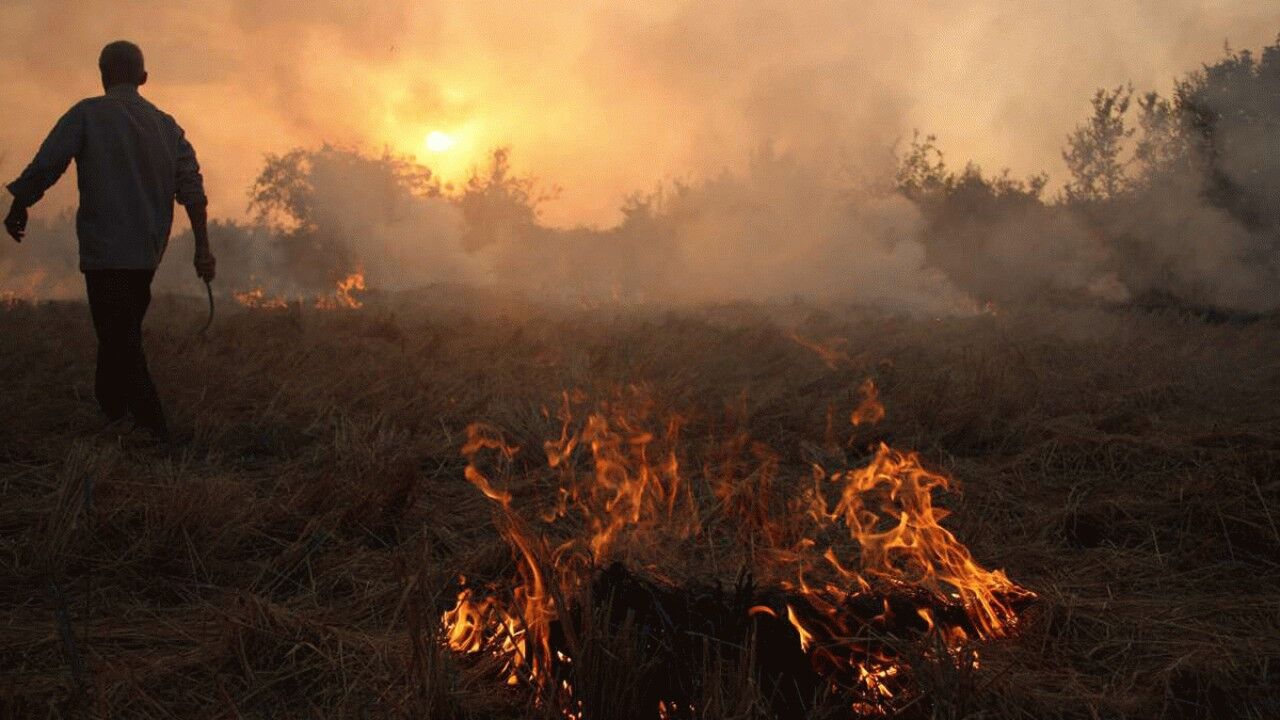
[1,291,1278,719]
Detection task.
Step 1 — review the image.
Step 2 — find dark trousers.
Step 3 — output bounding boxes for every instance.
[84,269,167,437]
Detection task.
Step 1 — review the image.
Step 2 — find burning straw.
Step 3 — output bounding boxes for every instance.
[442,382,1035,718]
[232,270,367,312]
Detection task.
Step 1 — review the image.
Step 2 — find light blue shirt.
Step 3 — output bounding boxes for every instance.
[6,84,207,271]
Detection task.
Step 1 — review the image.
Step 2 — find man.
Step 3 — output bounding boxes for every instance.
[4,40,215,441]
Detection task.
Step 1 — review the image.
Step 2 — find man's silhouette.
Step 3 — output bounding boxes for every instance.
[4,40,215,441]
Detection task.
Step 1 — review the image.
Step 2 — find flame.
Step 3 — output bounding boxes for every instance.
[784,439,1022,639]
[787,330,851,369]
[786,604,815,652]
[1,290,27,309]
[442,586,495,653]
[849,378,886,427]
[1,268,51,307]
[441,380,1033,715]
[233,287,289,309]
[314,271,366,310]
[235,270,366,311]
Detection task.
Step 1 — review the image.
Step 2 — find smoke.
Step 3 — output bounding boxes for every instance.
[264,148,478,291]
[1110,180,1278,312]
[907,162,1280,314]
[0,2,1276,314]
[471,151,968,314]
[144,145,969,315]
[1,1,1273,222]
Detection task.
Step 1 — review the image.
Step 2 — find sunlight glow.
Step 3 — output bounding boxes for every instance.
[425,130,456,153]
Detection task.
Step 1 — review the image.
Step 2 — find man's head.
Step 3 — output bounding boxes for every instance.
[99,40,147,90]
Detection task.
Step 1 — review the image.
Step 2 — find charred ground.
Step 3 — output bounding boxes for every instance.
[1,295,1277,718]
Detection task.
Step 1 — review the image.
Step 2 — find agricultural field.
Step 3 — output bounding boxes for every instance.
[2,294,1276,718]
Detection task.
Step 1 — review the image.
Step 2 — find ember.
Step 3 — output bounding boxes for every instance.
[442,383,1034,718]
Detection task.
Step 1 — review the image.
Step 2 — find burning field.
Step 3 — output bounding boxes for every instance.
[0,293,1277,718]
[443,380,1035,718]
[1,6,1278,716]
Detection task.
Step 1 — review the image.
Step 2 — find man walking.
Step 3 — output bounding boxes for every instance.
[4,40,215,441]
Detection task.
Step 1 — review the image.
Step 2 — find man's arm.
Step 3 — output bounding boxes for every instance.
[174,128,214,281]
[5,105,84,242]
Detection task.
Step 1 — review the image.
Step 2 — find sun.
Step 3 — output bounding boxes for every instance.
[425,130,456,153]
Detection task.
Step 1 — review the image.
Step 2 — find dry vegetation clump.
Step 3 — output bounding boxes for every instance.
[1,293,1277,719]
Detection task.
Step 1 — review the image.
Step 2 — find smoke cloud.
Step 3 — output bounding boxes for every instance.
[0,2,1276,314]
[2,1,1272,222]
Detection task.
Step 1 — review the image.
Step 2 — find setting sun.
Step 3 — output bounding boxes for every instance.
[425,130,456,153]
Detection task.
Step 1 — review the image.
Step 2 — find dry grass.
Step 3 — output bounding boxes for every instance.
[1,291,1277,719]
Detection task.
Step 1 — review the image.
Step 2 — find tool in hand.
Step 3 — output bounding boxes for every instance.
[200,279,214,335]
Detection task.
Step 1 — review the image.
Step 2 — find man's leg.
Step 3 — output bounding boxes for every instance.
[121,269,167,439]
[84,270,130,423]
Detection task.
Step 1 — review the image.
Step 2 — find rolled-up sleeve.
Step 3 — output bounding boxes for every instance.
[174,127,207,207]
[6,104,84,207]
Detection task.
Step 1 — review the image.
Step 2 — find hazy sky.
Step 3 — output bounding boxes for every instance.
[1,1,1275,226]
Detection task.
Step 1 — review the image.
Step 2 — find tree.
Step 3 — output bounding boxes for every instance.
[249,145,438,230]
[1062,85,1134,203]
[1132,91,1190,187]
[456,148,555,253]
[895,131,951,201]
[247,146,442,288]
[1175,38,1280,232]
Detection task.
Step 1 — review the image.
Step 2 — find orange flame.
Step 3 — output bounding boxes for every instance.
[441,381,1032,714]
[787,330,851,369]
[233,287,289,309]
[786,604,815,651]
[849,378,886,427]
[314,271,366,310]
[1,269,51,307]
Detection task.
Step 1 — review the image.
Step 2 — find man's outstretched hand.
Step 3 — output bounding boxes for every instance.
[194,249,216,282]
[5,202,27,242]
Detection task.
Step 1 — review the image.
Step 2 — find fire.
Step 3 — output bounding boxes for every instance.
[786,604,815,651]
[233,270,366,311]
[786,440,1023,638]
[1,290,26,309]
[849,377,886,427]
[441,381,1033,717]
[314,271,366,310]
[233,287,289,309]
[787,330,851,369]
[1,269,51,307]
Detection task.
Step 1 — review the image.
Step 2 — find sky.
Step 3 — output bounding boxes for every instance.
[1,0,1276,227]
